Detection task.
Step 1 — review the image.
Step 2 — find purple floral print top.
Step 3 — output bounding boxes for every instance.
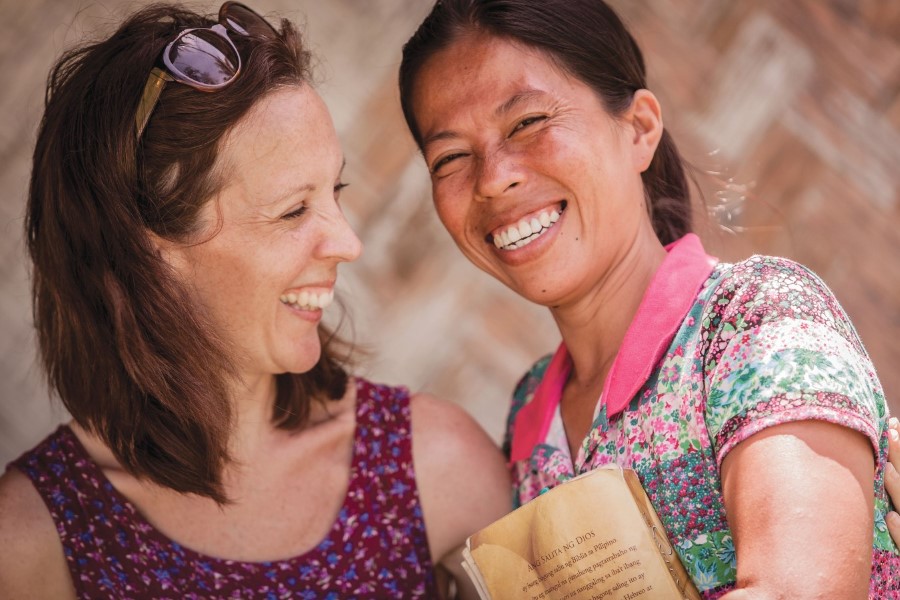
[504,235,899,598]
[8,378,437,599]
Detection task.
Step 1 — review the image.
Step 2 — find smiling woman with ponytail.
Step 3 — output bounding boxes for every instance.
[400,0,900,596]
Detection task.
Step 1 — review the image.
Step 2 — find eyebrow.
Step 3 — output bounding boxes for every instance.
[422,89,549,150]
[267,157,346,206]
[495,88,548,118]
[422,129,461,150]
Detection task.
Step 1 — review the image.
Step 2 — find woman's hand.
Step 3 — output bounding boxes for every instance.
[887,417,900,544]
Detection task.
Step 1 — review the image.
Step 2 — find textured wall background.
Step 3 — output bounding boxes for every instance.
[1,0,898,466]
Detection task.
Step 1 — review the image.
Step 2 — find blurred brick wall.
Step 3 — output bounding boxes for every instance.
[615,0,900,418]
[1,0,897,465]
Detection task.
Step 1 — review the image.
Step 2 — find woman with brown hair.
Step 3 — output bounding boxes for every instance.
[399,0,900,596]
[0,3,509,598]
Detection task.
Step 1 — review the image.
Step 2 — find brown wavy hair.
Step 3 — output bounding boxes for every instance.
[399,0,693,245]
[25,3,349,503]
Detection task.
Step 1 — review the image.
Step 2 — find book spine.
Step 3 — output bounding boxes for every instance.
[624,471,702,600]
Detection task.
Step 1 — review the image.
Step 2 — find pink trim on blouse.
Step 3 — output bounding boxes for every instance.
[510,234,717,463]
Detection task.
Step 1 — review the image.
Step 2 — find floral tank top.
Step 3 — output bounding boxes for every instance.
[8,379,438,599]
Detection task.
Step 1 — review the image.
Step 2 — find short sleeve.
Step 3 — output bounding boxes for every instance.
[702,257,884,466]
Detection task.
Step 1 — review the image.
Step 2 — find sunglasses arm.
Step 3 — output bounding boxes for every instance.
[134,67,174,141]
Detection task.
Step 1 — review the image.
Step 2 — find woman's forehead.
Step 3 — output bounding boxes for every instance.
[205,87,342,216]
[412,37,580,134]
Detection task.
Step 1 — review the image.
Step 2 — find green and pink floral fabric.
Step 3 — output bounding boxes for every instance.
[505,234,899,597]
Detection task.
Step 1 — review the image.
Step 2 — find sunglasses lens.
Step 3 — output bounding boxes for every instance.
[166,30,238,87]
[220,2,277,37]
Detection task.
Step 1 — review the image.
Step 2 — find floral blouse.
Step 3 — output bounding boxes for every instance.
[504,234,899,598]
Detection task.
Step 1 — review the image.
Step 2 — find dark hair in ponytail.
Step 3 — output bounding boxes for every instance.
[398,0,692,244]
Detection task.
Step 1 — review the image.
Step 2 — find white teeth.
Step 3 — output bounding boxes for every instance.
[492,205,564,252]
[518,221,532,238]
[280,289,334,311]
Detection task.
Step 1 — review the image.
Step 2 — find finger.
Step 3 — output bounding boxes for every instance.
[887,457,900,497]
[884,420,900,545]
[887,510,900,547]
[889,418,900,466]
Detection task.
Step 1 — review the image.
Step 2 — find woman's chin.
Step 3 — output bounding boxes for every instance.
[263,346,323,378]
[283,353,322,376]
[497,276,569,308]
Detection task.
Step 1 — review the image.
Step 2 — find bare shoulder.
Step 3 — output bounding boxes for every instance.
[408,393,509,484]
[408,393,511,562]
[0,467,75,598]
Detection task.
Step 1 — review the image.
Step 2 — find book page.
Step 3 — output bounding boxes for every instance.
[466,467,700,600]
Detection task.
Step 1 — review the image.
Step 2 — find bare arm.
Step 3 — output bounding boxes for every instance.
[0,468,76,599]
[410,393,512,600]
[887,417,900,544]
[718,420,874,599]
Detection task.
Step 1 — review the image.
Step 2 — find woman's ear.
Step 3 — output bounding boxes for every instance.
[626,89,664,173]
[147,230,187,274]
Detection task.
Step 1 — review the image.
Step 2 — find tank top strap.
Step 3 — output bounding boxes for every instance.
[8,425,136,598]
[347,379,434,576]
[353,378,413,448]
[351,379,415,489]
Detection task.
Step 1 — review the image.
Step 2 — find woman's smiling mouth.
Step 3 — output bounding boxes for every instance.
[489,200,567,251]
[279,289,335,311]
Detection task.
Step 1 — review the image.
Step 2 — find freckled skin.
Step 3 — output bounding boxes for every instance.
[412,33,668,453]
[411,34,661,310]
[163,86,362,387]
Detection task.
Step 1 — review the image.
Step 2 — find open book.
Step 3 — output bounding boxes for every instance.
[462,467,701,600]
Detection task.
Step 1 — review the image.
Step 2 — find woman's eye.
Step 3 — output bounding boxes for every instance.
[334,182,349,201]
[431,153,466,174]
[281,205,307,220]
[511,115,547,135]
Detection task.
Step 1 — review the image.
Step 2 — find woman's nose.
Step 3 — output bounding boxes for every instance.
[316,204,363,263]
[474,150,523,200]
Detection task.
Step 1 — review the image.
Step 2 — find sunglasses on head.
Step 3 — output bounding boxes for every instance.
[133,1,277,140]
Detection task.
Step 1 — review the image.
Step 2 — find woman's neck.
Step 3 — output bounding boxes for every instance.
[227,373,281,465]
[551,225,667,392]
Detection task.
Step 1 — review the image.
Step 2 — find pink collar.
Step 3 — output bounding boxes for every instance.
[509,234,717,464]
